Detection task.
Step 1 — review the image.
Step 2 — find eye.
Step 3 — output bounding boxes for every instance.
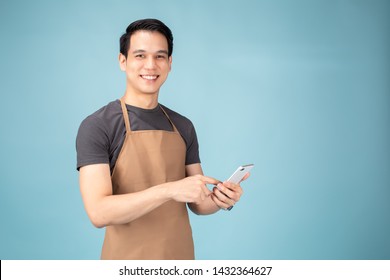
[156,55,167,59]
[135,54,145,58]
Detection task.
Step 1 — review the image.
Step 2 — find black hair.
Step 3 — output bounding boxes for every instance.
[119,18,173,58]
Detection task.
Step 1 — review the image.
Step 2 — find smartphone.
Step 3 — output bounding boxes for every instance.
[227,164,254,184]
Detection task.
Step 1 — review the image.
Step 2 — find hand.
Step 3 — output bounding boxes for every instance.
[168,175,220,205]
[211,172,250,210]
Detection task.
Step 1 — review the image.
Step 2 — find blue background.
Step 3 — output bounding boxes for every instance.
[0,0,389,259]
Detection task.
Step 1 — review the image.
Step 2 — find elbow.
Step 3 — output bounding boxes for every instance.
[88,210,107,229]
[91,220,105,229]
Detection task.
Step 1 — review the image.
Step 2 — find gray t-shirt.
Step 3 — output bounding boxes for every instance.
[76,100,200,173]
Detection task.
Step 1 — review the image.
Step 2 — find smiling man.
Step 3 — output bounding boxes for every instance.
[76,19,247,260]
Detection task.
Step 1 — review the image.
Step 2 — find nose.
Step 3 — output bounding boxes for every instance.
[144,56,156,69]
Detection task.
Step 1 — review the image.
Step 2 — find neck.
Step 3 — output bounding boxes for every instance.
[122,90,159,109]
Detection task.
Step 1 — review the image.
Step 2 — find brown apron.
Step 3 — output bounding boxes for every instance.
[100,99,194,260]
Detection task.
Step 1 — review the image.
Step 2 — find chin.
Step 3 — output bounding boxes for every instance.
[139,89,159,95]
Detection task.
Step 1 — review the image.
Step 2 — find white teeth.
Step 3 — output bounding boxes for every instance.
[141,75,158,80]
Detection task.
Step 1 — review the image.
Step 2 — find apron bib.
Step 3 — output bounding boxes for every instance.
[100,99,194,259]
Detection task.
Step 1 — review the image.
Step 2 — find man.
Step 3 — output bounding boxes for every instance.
[76,18,248,260]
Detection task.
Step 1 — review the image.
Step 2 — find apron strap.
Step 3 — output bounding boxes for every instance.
[119,98,131,132]
[159,105,179,133]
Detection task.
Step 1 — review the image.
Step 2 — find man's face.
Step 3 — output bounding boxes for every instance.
[119,30,172,96]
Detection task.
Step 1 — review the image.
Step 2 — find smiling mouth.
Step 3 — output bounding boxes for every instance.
[140,75,159,80]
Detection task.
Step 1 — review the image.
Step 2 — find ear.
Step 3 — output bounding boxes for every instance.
[118,53,127,71]
[168,56,172,72]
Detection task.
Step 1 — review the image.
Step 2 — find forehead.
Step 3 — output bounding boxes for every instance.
[129,30,168,52]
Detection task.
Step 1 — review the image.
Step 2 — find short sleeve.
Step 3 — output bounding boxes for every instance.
[76,115,110,170]
[185,124,201,165]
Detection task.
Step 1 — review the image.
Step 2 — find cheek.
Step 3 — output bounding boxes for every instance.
[126,60,141,68]
[160,62,171,73]
[127,63,143,76]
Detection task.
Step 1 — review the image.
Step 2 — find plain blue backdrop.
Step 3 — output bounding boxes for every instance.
[0,0,389,259]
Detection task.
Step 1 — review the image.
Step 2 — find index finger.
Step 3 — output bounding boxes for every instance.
[200,175,221,185]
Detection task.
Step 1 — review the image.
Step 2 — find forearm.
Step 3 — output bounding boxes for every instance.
[89,182,172,228]
[81,163,220,227]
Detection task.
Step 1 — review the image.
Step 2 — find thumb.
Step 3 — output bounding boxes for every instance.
[240,172,250,183]
[200,183,212,197]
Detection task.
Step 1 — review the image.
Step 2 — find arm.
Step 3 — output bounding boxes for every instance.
[79,163,218,228]
[187,163,248,215]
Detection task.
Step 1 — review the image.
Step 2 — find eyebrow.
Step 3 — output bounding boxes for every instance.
[132,49,169,55]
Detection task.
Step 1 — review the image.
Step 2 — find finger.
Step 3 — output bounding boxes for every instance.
[210,193,230,209]
[200,175,221,185]
[222,181,239,191]
[240,172,250,182]
[200,183,212,197]
[213,187,235,206]
[220,182,242,200]
[217,183,235,199]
